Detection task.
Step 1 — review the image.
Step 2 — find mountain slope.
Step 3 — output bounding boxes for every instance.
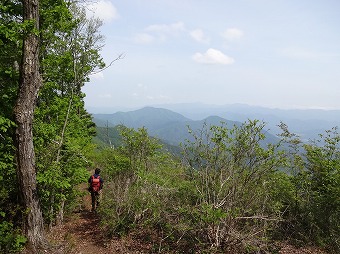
[155,103,340,141]
[93,106,190,129]
[93,107,280,146]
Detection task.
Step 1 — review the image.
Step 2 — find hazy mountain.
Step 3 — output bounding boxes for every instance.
[93,107,193,146]
[93,106,280,147]
[152,103,340,141]
[93,106,190,129]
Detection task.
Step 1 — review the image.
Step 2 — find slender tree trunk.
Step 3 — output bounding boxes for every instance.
[13,0,46,252]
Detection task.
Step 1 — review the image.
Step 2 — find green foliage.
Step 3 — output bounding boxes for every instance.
[0,0,106,250]
[0,2,24,247]
[34,96,96,223]
[0,1,21,118]
[93,126,122,149]
[300,128,339,249]
[119,125,163,170]
[2,1,339,252]
[91,148,130,181]
[279,125,340,252]
[28,0,106,226]
[179,120,286,251]
[0,116,19,221]
[0,213,26,254]
[93,118,340,253]
[98,121,289,252]
[98,127,165,235]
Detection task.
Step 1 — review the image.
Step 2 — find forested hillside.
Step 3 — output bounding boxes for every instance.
[0,1,339,254]
[93,107,280,146]
[155,103,340,142]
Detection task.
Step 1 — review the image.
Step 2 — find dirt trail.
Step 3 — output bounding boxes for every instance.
[46,193,149,254]
[46,194,109,254]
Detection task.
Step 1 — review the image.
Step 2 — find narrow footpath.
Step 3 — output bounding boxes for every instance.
[46,192,149,254]
[47,193,109,254]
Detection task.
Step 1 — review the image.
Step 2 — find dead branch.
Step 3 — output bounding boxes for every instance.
[90,53,125,75]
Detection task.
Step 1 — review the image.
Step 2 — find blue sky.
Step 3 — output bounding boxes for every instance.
[82,0,340,112]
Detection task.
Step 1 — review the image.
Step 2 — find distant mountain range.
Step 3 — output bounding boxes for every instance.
[92,106,282,147]
[154,103,340,141]
[91,104,340,147]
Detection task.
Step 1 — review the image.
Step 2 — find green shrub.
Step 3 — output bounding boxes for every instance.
[0,214,26,253]
[279,125,340,252]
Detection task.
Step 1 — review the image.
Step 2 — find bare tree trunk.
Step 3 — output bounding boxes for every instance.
[13,0,46,252]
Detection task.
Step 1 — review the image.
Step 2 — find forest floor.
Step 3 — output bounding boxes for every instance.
[45,192,330,254]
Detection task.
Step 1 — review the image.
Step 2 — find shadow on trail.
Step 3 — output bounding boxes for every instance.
[67,209,107,249]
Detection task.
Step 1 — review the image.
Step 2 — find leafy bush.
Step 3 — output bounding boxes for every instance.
[0,117,25,253]
[179,120,287,252]
[97,122,339,253]
[98,121,290,253]
[0,213,26,253]
[279,125,340,252]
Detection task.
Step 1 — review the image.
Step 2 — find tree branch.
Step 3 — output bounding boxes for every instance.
[90,53,125,75]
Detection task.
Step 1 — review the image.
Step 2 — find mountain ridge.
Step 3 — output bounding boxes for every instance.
[152,103,340,141]
[92,106,279,146]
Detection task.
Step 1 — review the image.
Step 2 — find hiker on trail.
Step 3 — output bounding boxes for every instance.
[88,168,104,211]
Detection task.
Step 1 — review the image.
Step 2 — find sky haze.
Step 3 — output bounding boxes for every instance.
[82,0,340,112]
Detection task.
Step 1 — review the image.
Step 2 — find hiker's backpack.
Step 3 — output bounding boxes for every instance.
[91,175,101,192]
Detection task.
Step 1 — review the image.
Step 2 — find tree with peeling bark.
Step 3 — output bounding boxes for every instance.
[13,0,46,251]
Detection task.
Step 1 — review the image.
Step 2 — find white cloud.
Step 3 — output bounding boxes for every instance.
[145,22,185,35]
[222,28,244,41]
[135,22,185,43]
[190,29,210,43]
[192,48,235,65]
[86,0,119,23]
[134,33,155,44]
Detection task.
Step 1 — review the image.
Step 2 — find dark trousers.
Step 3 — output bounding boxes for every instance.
[91,191,101,211]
